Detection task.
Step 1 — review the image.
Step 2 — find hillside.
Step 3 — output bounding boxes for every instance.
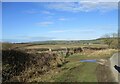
[22,38,104,45]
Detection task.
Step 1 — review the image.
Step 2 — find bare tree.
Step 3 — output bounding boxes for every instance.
[102,33,118,48]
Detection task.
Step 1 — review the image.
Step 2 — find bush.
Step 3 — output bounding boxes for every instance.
[2,49,33,82]
[2,49,65,82]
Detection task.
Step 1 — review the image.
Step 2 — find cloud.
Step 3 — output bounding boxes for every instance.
[23,9,54,15]
[58,18,67,21]
[2,0,119,2]
[41,10,54,15]
[44,2,118,13]
[23,9,38,14]
[17,36,55,40]
[80,0,119,2]
[49,29,95,33]
[49,30,66,33]
[36,21,54,26]
[29,36,54,39]
[3,36,55,43]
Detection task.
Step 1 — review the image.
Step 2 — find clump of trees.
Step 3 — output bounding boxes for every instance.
[102,33,118,49]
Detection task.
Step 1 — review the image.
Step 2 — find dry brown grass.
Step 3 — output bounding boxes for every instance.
[24,44,108,49]
[88,49,118,58]
[2,49,65,82]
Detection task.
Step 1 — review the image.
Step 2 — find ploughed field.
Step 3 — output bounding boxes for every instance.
[2,43,117,82]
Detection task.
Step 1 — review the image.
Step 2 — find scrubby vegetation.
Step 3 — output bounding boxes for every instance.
[1,36,118,82]
[101,33,118,49]
[2,43,14,50]
[2,49,65,82]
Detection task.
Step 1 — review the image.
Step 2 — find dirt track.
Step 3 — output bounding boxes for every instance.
[96,60,116,82]
[110,53,119,82]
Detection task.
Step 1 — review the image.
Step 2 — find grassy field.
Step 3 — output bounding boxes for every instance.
[66,49,117,61]
[2,42,118,82]
[53,62,98,82]
[42,49,117,82]
[24,44,108,49]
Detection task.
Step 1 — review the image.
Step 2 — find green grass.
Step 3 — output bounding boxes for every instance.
[49,49,117,82]
[2,42,116,82]
[53,61,98,82]
[66,54,96,62]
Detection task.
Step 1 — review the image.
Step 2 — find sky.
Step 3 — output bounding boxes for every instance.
[2,2,118,43]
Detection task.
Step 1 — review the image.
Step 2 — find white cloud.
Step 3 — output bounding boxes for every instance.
[78,0,119,2]
[41,11,54,15]
[45,2,118,13]
[36,21,53,26]
[58,18,67,21]
[51,38,79,40]
[24,10,54,15]
[49,29,95,33]
[4,36,55,42]
[2,0,119,2]
[23,10,38,14]
[49,30,67,33]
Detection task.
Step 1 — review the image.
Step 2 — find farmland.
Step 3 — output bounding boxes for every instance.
[1,39,118,82]
[2,1,119,83]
